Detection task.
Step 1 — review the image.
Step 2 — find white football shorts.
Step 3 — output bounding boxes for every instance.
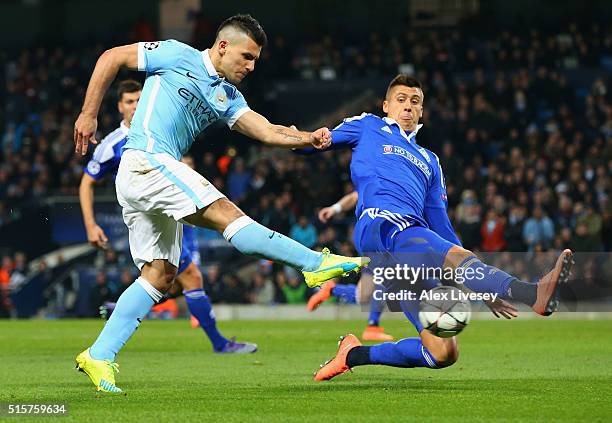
[115,149,225,269]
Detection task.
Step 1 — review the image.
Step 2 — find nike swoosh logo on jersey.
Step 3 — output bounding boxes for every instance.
[186,71,200,80]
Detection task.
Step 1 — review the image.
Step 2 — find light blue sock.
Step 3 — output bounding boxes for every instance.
[184,289,228,351]
[90,278,161,361]
[370,338,439,368]
[331,284,357,303]
[224,217,322,271]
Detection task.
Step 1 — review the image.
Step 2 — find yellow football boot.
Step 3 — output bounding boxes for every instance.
[75,348,124,394]
[303,248,370,288]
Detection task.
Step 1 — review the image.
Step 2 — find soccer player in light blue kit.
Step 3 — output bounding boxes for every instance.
[78,79,256,354]
[312,75,574,381]
[73,15,369,393]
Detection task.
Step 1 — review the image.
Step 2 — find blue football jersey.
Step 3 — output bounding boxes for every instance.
[330,113,459,245]
[84,121,128,180]
[127,40,250,160]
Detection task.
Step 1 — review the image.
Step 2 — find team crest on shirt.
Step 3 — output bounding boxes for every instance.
[87,160,100,175]
[144,42,160,50]
[216,90,227,105]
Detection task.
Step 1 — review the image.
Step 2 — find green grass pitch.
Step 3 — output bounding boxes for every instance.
[1,318,611,422]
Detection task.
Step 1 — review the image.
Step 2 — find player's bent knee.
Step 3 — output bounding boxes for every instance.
[421,331,459,368]
[141,260,178,293]
[444,245,476,269]
[184,198,245,233]
[433,343,459,368]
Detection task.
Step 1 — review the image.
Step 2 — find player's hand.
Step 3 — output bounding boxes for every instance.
[74,113,98,155]
[310,127,331,149]
[484,297,518,319]
[86,224,108,249]
[318,206,337,223]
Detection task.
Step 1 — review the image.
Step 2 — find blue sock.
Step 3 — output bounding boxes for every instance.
[90,278,161,361]
[331,284,357,303]
[368,311,382,326]
[368,294,384,325]
[456,256,514,298]
[184,289,228,351]
[368,338,439,368]
[225,217,322,271]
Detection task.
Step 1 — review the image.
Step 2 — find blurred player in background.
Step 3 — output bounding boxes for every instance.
[79,82,256,355]
[311,191,393,342]
[73,14,369,393]
[310,74,573,381]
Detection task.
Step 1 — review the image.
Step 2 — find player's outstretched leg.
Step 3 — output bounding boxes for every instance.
[314,331,451,381]
[185,199,370,288]
[178,263,257,353]
[361,274,392,341]
[362,300,393,342]
[391,226,574,316]
[315,290,454,381]
[446,247,574,316]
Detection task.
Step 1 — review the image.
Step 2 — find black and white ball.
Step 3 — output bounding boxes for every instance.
[419,286,471,338]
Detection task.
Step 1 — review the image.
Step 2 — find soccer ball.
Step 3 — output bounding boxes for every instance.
[418,286,471,338]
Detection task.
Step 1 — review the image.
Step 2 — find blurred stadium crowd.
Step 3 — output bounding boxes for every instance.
[1,22,611,316]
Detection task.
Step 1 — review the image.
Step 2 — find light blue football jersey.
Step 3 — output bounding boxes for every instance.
[126,40,251,160]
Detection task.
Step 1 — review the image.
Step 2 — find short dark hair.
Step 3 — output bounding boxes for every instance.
[386,74,423,98]
[216,14,267,47]
[117,79,142,101]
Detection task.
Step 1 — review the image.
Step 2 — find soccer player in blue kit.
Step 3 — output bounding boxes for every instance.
[79,79,256,354]
[73,14,369,393]
[313,74,573,381]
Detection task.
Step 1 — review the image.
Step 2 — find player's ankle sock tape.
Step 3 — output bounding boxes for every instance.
[368,294,385,325]
[346,346,372,367]
[223,216,255,241]
[367,311,382,326]
[184,288,228,350]
[227,218,322,271]
[456,256,514,298]
[331,284,358,304]
[90,280,156,361]
[369,338,439,369]
[507,279,537,306]
[136,277,164,303]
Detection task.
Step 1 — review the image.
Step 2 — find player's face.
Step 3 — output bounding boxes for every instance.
[219,36,261,84]
[118,91,141,125]
[383,85,423,132]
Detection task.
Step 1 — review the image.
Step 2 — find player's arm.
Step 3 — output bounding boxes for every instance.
[319,191,358,223]
[424,155,462,246]
[293,114,367,156]
[79,173,108,249]
[233,110,331,149]
[74,44,139,155]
